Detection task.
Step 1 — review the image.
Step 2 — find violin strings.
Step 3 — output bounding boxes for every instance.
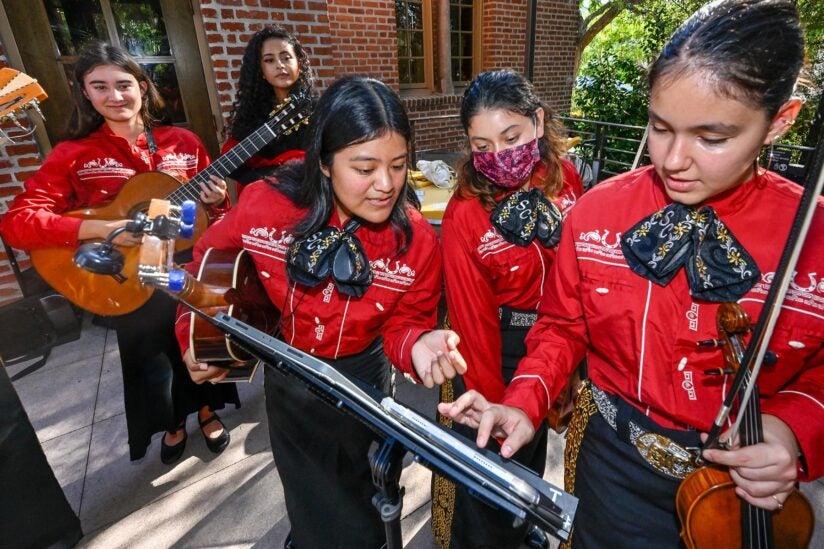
[740,368,773,548]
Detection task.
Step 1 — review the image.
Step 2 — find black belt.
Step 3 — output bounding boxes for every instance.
[590,383,701,479]
[498,306,536,384]
[498,306,537,330]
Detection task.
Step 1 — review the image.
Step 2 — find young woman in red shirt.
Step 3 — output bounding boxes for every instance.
[178,75,467,549]
[440,1,823,546]
[0,42,238,465]
[222,26,315,194]
[434,69,583,549]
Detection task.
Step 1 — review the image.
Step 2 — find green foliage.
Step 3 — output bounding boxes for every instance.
[572,0,708,127]
[787,0,824,148]
[572,10,648,126]
[572,0,824,149]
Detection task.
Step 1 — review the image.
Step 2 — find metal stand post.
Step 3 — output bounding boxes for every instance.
[370,438,406,549]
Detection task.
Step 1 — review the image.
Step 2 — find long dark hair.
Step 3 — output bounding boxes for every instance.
[458,69,567,210]
[649,0,804,119]
[66,41,164,139]
[227,26,314,141]
[276,75,417,254]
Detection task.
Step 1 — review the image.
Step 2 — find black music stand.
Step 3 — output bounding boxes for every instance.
[201,312,577,545]
[370,438,406,549]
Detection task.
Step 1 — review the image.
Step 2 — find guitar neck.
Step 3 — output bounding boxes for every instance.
[166,104,307,206]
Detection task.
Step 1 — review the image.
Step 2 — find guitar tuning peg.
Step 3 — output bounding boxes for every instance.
[3,111,36,140]
[180,200,197,225]
[28,99,45,121]
[168,269,186,293]
[179,222,194,240]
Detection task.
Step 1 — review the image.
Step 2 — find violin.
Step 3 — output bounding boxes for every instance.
[675,303,814,548]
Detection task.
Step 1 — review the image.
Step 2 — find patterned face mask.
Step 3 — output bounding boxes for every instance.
[472,132,541,189]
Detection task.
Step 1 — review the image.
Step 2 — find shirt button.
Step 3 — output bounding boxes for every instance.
[595,287,609,295]
[788,341,805,349]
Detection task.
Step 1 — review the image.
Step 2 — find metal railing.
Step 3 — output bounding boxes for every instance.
[559,116,816,187]
[560,116,647,186]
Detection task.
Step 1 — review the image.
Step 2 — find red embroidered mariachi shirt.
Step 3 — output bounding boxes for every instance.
[502,165,824,480]
[441,160,583,402]
[1,125,229,250]
[174,181,442,377]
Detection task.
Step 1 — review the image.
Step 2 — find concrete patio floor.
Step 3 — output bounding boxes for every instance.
[7,314,823,548]
[7,315,569,548]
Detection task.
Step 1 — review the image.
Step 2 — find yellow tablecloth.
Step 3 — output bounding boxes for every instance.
[416,184,454,225]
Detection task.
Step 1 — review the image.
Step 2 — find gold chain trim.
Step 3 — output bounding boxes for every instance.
[563,381,596,493]
[560,381,596,549]
[431,379,456,548]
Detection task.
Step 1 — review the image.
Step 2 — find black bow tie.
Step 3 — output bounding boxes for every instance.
[621,204,760,302]
[286,218,372,298]
[490,188,563,247]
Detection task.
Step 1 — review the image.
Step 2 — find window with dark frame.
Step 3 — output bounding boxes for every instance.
[395,0,427,87]
[45,0,187,124]
[449,0,473,85]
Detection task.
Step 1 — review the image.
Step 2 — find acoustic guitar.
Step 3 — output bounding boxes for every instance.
[30,93,310,316]
[136,201,279,367]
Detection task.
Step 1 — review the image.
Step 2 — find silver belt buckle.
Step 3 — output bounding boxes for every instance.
[634,432,698,479]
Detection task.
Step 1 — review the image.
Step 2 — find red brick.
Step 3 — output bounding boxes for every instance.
[16,156,42,167]
[3,143,39,156]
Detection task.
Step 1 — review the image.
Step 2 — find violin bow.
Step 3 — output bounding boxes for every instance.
[704,112,824,450]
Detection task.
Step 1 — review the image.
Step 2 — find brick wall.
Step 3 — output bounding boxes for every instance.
[533,0,580,114]
[404,95,464,155]
[481,0,528,73]
[198,0,335,126]
[325,0,400,87]
[0,49,48,305]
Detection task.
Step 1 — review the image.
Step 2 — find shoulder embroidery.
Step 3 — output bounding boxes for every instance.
[371,257,416,287]
[576,228,624,261]
[477,227,509,255]
[157,152,198,175]
[751,270,824,316]
[242,226,294,256]
[556,193,577,215]
[77,157,134,180]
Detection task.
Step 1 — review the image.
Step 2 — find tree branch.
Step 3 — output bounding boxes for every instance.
[579,0,646,50]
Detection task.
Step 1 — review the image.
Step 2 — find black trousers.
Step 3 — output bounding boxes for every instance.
[447,374,549,549]
[570,392,701,548]
[264,339,392,549]
[0,367,82,548]
[113,291,240,460]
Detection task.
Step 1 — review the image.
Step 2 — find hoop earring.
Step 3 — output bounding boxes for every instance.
[766,142,775,172]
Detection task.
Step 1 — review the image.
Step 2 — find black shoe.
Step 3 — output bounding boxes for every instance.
[199,412,230,454]
[160,424,187,465]
[525,525,549,549]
